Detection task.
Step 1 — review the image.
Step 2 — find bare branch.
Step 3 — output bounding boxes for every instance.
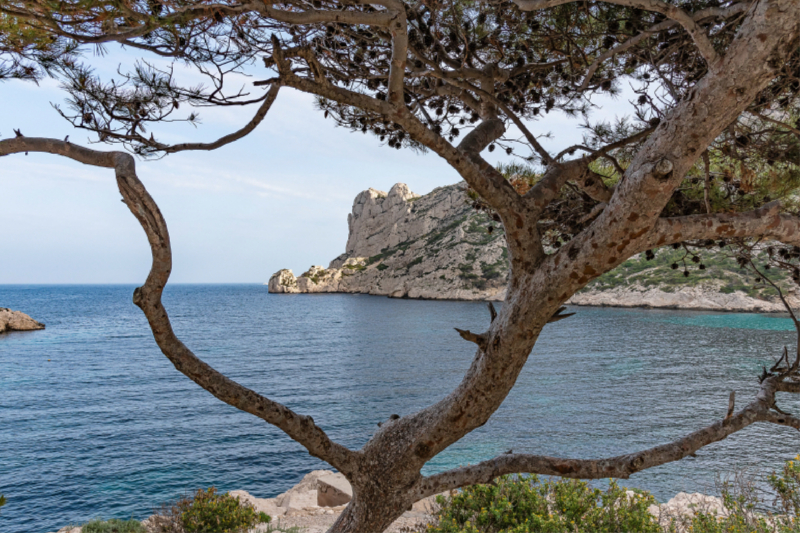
[383,0,408,107]
[154,84,281,154]
[455,328,488,349]
[524,160,589,212]
[413,374,793,500]
[726,391,735,419]
[0,136,359,475]
[548,306,576,323]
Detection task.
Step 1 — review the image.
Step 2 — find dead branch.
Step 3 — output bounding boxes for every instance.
[413,369,798,500]
[0,136,359,476]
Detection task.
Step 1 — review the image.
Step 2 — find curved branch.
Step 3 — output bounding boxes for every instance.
[413,374,792,500]
[159,84,281,154]
[513,0,719,67]
[0,136,359,475]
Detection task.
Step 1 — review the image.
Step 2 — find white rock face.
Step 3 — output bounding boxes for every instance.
[317,473,352,507]
[268,182,508,301]
[0,308,45,333]
[268,269,300,294]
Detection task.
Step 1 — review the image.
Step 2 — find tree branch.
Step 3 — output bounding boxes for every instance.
[513,0,719,67]
[413,373,793,500]
[577,3,748,90]
[642,202,800,249]
[524,160,589,212]
[153,83,281,154]
[0,136,359,475]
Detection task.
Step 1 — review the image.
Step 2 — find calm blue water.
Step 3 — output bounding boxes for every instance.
[1,285,799,533]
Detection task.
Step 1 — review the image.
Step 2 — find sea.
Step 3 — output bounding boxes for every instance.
[1,284,799,533]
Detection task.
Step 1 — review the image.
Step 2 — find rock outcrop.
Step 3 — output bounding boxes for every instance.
[0,308,45,333]
[269,182,799,311]
[269,182,508,300]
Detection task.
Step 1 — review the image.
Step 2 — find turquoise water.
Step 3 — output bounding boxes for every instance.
[1,285,799,533]
[661,313,797,331]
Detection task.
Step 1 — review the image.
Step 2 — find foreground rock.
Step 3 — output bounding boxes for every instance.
[49,482,735,533]
[0,308,45,333]
[268,182,799,311]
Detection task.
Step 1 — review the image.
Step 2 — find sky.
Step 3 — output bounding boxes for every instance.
[0,48,637,284]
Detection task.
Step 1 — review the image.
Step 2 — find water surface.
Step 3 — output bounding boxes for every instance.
[1,285,798,533]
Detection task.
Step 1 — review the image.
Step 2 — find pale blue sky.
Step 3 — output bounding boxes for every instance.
[0,49,635,283]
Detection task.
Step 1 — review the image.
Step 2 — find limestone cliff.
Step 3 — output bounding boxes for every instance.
[268,182,799,311]
[269,182,508,300]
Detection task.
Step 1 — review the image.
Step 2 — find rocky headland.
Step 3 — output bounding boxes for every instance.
[269,182,508,301]
[268,182,799,312]
[0,308,45,333]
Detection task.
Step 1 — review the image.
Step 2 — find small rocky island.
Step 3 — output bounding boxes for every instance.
[0,307,45,333]
[269,182,799,312]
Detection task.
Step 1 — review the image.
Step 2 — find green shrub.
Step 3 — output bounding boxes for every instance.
[82,518,147,533]
[151,487,271,533]
[682,456,800,533]
[426,475,660,533]
[178,487,270,533]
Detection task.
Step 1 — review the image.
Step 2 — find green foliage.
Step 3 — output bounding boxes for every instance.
[0,494,6,515]
[770,455,800,516]
[176,487,270,533]
[407,256,424,269]
[426,475,660,533]
[261,523,304,533]
[82,518,147,533]
[427,218,467,246]
[377,263,389,271]
[585,247,790,299]
[675,457,800,533]
[496,163,539,182]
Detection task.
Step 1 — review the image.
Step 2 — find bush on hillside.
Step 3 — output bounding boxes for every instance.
[422,457,800,533]
[424,475,661,533]
[150,487,270,533]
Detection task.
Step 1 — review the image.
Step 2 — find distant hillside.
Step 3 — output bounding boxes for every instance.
[269,182,798,311]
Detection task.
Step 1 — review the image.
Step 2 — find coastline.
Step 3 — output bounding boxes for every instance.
[267,284,798,314]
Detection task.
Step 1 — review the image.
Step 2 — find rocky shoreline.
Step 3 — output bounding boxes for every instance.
[568,284,800,312]
[0,308,45,333]
[268,182,799,313]
[50,470,734,533]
